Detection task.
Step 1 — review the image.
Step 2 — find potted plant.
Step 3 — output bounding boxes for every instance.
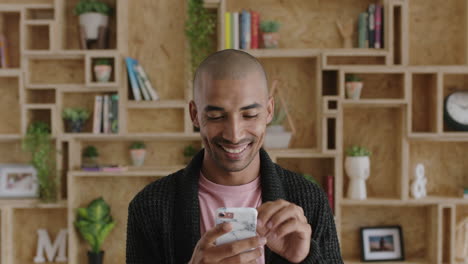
[264,99,292,149]
[129,141,146,167]
[74,0,112,41]
[82,145,99,168]
[22,121,58,203]
[260,20,281,48]
[183,144,198,164]
[74,197,115,264]
[345,74,364,100]
[93,58,112,82]
[62,108,90,133]
[345,145,371,200]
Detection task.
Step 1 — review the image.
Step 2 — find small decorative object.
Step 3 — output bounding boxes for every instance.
[0,164,38,198]
[62,107,90,133]
[22,122,57,203]
[73,0,112,49]
[260,20,281,48]
[361,226,404,261]
[34,229,68,263]
[443,91,468,131]
[93,58,112,82]
[264,80,296,149]
[336,18,354,48]
[345,74,364,100]
[74,197,115,264]
[183,144,199,164]
[130,141,146,167]
[410,163,427,199]
[345,145,371,200]
[456,217,468,262]
[82,146,99,168]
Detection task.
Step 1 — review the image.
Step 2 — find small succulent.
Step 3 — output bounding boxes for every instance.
[130,141,146,150]
[73,0,112,16]
[303,173,319,185]
[260,20,281,33]
[346,145,371,157]
[183,145,198,158]
[83,146,99,158]
[62,108,90,122]
[94,58,112,66]
[345,74,363,82]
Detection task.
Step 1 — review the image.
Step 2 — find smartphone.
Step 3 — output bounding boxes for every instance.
[215,207,258,246]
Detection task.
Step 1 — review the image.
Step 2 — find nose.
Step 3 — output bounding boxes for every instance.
[222,115,244,144]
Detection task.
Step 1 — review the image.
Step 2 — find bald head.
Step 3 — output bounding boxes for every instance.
[193,49,268,103]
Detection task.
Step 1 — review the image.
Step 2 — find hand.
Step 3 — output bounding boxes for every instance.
[257,200,312,263]
[189,222,267,264]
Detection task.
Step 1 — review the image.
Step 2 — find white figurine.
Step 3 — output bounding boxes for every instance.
[411,163,427,199]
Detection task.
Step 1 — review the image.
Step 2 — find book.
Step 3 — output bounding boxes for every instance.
[110,94,119,133]
[368,4,375,48]
[233,12,239,49]
[250,11,259,49]
[240,9,251,49]
[125,57,142,101]
[134,64,151,100]
[225,12,231,49]
[103,95,110,133]
[327,175,334,213]
[358,12,368,48]
[92,95,103,134]
[374,4,382,49]
[134,63,160,101]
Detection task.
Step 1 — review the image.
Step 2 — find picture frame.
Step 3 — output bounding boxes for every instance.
[361,226,404,262]
[0,164,38,198]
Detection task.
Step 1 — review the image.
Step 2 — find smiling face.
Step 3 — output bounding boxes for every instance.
[190,70,273,176]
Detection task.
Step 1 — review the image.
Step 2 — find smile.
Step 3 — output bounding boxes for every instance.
[220,144,249,154]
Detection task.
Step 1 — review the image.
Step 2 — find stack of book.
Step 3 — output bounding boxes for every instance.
[224,9,260,50]
[93,93,119,134]
[125,57,160,101]
[358,3,383,49]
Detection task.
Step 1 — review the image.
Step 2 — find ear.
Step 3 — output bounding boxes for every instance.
[189,100,200,128]
[266,96,274,124]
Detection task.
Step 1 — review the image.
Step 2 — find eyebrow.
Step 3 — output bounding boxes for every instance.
[204,103,262,112]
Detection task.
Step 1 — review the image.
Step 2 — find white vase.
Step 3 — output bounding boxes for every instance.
[345,82,363,100]
[79,12,109,40]
[130,149,146,167]
[345,156,370,200]
[94,65,112,82]
[264,125,292,149]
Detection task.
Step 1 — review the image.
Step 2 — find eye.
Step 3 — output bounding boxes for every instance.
[207,115,224,120]
[244,114,259,119]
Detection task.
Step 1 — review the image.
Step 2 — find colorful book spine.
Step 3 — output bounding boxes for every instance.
[125,57,142,101]
[374,4,382,49]
[103,95,110,133]
[135,64,160,101]
[240,9,251,49]
[233,12,239,50]
[110,94,119,133]
[368,4,375,48]
[250,11,259,49]
[327,175,334,213]
[134,64,151,100]
[358,12,368,48]
[225,12,231,49]
[92,95,103,134]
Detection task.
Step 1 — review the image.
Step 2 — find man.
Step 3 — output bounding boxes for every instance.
[126,49,343,263]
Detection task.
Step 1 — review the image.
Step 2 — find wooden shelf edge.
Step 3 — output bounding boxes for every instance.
[60,132,201,141]
[68,166,185,177]
[341,99,407,107]
[126,99,186,109]
[266,148,336,158]
[0,199,67,209]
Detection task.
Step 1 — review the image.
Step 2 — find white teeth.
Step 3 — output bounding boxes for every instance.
[221,145,248,154]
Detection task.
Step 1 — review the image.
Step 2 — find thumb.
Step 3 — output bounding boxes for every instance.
[200,222,232,247]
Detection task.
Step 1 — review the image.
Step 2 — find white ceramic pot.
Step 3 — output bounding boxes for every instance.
[344,156,370,200]
[264,125,292,149]
[79,12,109,40]
[345,82,363,100]
[94,65,112,82]
[130,149,146,167]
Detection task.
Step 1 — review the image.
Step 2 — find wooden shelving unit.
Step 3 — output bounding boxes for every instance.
[0,0,466,263]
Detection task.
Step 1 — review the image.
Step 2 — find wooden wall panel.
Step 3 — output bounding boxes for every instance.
[29,59,85,85]
[127,109,185,133]
[0,141,31,164]
[412,74,438,133]
[346,73,404,99]
[0,77,20,134]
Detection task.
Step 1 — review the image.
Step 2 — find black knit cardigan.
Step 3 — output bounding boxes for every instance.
[126,148,343,263]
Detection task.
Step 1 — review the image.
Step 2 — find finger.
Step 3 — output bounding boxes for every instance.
[268,203,306,230]
[200,222,232,248]
[215,236,267,258]
[220,247,263,264]
[257,199,289,234]
[271,218,311,240]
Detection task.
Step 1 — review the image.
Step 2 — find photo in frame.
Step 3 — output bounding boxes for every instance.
[0,164,38,198]
[361,226,404,262]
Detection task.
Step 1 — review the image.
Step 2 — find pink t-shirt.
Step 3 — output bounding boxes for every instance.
[198,172,264,264]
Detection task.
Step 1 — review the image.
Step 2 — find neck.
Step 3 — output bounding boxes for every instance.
[201,152,261,186]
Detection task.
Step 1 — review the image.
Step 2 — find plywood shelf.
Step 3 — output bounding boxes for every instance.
[68,165,184,177]
[342,99,407,107]
[61,132,201,141]
[126,99,186,109]
[0,199,67,208]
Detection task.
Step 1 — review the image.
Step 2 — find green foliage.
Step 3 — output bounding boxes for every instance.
[22,122,57,203]
[94,58,112,66]
[62,108,90,122]
[73,0,112,16]
[183,145,198,157]
[269,99,287,126]
[130,141,146,150]
[83,146,99,158]
[303,173,319,185]
[74,197,116,253]
[185,0,216,74]
[345,74,363,82]
[260,20,281,33]
[346,145,372,156]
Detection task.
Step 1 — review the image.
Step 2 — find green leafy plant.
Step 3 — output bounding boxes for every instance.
[130,141,146,150]
[62,108,90,122]
[185,0,216,74]
[73,0,112,16]
[22,121,57,203]
[74,197,116,253]
[345,74,363,82]
[260,20,281,33]
[94,58,112,66]
[269,99,287,126]
[183,145,198,158]
[346,145,372,156]
[83,146,99,158]
[303,173,319,185]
